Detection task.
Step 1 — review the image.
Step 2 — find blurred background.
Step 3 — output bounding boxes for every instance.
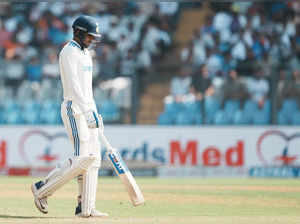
[0,1,299,178]
[0,1,299,125]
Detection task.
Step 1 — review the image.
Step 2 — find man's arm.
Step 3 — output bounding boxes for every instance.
[61,51,90,113]
[61,51,99,128]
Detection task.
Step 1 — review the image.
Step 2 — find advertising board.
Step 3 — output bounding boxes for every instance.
[0,126,299,177]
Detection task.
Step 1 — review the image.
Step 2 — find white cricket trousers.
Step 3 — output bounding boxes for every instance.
[61,100,101,215]
[61,100,101,166]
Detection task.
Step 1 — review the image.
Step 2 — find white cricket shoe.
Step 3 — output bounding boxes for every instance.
[75,202,108,218]
[90,209,109,217]
[31,181,48,214]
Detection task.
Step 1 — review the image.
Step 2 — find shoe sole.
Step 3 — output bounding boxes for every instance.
[90,212,109,218]
[92,214,109,218]
[31,184,48,214]
[76,212,109,218]
[76,215,109,218]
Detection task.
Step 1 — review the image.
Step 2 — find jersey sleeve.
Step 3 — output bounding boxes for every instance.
[60,50,91,113]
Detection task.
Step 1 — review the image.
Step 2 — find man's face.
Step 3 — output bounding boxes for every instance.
[83,34,95,48]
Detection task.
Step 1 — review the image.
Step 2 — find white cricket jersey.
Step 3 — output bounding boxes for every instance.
[59,40,96,114]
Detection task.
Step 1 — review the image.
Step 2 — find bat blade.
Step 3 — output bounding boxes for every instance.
[107,151,145,206]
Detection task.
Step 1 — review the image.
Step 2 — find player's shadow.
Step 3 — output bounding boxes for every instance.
[0,214,56,219]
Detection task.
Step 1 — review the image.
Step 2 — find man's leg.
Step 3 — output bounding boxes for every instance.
[31,155,96,213]
[76,159,108,217]
[75,129,108,217]
[31,101,88,214]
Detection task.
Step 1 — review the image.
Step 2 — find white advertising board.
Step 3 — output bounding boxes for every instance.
[0,125,299,177]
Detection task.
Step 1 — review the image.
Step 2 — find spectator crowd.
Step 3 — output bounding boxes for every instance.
[0,2,178,124]
[0,2,299,125]
[159,1,300,125]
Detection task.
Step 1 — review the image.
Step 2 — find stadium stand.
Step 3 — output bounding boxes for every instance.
[0,2,299,126]
[0,2,176,124]
[156,1,300,125]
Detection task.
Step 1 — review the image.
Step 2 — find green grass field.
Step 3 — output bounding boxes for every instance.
[0,176,299,224]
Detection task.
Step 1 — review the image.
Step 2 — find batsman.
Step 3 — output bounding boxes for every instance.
[31,15,108,218]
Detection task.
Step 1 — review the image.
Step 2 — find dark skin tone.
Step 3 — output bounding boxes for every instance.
[74,33,95,49]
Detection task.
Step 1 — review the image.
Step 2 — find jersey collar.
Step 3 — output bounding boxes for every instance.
[71,40,83,50]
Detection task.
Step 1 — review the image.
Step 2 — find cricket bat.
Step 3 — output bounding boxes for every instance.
[98,130,145,206]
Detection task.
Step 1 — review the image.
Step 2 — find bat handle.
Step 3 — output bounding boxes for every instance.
[98,129,115,153]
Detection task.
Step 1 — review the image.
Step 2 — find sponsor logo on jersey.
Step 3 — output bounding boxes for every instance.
[82,65,92,72]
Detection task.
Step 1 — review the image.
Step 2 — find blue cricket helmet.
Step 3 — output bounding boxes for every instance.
[72,15,101,39]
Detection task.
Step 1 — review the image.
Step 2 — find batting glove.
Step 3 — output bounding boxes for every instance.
[84,110,99,129]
